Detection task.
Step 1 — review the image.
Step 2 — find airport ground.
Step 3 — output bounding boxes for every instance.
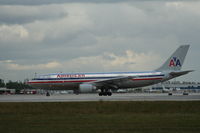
[0,93,200,102]
[0,101,199,133]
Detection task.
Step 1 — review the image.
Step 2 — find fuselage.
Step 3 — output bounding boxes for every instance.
[28,71,170,90]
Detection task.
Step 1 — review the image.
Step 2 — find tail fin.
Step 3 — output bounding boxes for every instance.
[156,45,190,71]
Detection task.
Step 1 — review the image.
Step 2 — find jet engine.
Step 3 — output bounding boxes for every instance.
[79,84,96,93]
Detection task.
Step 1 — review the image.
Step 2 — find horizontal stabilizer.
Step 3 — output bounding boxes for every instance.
[170,70,194,77]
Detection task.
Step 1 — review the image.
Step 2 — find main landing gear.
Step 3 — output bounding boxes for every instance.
[99,88,112,96]
[46,91,50,96]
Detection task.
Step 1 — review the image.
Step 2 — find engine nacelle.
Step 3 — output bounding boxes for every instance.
[79,84,96,93]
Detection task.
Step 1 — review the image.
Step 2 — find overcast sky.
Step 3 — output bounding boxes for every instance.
[0,0,199,82]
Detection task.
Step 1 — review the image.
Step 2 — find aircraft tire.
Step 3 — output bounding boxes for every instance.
[99,92,103,96]
[46,92,50,96]
[107,92,112,96]
[103,92,107,96]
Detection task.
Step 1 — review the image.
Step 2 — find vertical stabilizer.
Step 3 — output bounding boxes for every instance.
[156,45,190,71]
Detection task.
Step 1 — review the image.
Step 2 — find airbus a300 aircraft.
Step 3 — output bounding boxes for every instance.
[28,45,193,96]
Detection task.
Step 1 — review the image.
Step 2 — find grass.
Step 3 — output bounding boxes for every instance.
[0,101,200,133]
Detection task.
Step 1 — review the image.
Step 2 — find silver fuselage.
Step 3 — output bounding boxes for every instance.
[28,71,172,90]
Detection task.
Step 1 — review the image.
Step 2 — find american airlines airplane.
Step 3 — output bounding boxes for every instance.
[28,45,193,96]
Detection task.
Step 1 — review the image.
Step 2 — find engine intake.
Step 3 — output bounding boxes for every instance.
[79,84,96,93]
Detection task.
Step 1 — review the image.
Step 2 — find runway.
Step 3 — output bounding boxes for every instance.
[0,93,200,102]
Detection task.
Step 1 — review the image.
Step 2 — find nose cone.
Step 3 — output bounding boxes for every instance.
[26,79,34,87]
[24,79,30,85]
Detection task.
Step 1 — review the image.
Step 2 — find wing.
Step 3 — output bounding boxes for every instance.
[90,76,135,89]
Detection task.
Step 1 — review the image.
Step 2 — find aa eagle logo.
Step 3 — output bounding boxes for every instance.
[169,57,181,67]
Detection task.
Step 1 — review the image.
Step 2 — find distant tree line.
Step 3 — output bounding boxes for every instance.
[0,79,5,87]
[0,79,33,93]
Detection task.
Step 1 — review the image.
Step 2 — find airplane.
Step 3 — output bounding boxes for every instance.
[27,45,193,96]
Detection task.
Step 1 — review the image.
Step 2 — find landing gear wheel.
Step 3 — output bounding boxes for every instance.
[103,92,107,96]
[99,88,112,96]
[107,92,112,96]
[46,92,50,96]
[99,92,103,96]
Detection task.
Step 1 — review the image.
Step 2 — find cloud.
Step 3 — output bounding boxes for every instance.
[0,1,199,81]
[64,50,160,72]
[0,60,14,63]
[0,0,194,6]
[0,5,67,24]
[0,50,160,72]
[1,61,61,70]
[0,0,133,6]
[0,24,29,42]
